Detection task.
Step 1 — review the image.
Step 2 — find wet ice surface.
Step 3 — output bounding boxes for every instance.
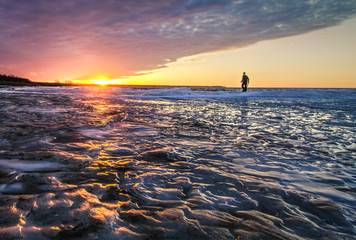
[0,86,355,239]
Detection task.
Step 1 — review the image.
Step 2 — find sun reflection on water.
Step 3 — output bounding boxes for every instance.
[1,87,354,239]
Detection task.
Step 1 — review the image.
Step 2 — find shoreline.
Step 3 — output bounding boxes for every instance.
[1,81,355,90]
[0,81,228,91]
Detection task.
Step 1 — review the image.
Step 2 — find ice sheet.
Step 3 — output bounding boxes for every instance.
[0,86,354,239]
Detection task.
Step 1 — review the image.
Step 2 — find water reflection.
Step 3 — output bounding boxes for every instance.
[0,87,354,239]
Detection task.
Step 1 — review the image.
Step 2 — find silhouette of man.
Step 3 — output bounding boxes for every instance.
[241,72,249,92]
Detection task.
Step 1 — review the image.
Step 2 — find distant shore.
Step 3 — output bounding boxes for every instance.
[0,78,227,91]
[1,73,227,90]
[0,81,227,90]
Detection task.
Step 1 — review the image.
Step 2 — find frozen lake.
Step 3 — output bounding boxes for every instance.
[0,86,355,239]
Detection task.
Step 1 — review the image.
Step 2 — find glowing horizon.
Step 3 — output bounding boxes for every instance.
[1,1,356,88]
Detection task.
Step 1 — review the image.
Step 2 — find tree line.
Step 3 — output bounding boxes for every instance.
[0,74,31,83]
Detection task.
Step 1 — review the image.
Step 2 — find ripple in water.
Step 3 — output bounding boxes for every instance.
[0,86,355,239]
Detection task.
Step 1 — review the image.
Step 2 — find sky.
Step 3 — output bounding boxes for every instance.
[1,0,356,87]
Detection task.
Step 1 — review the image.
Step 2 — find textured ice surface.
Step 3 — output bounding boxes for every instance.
[0,159,63,172]
[0,86,355,239]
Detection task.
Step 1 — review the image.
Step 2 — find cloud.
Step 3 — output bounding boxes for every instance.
[1,0,356,80]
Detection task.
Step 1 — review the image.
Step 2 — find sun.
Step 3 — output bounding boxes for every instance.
[92,79,110,86]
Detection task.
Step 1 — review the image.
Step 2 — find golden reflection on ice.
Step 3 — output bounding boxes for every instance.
[90,207,117,222]
[83,85,117,96]
[114,227,143,236]
[47,199,74,208]
[1,87,354,239]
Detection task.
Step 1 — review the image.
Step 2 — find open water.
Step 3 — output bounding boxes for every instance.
[0,86,355,239]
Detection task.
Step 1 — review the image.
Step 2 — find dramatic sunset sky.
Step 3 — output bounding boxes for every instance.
[1,0,356,87]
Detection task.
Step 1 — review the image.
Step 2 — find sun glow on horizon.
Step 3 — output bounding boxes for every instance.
[88,78,131,86]
[51,18,355,88]
[92,79,111,85]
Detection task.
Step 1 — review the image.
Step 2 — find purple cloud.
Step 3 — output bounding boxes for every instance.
[0,0,355,81]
